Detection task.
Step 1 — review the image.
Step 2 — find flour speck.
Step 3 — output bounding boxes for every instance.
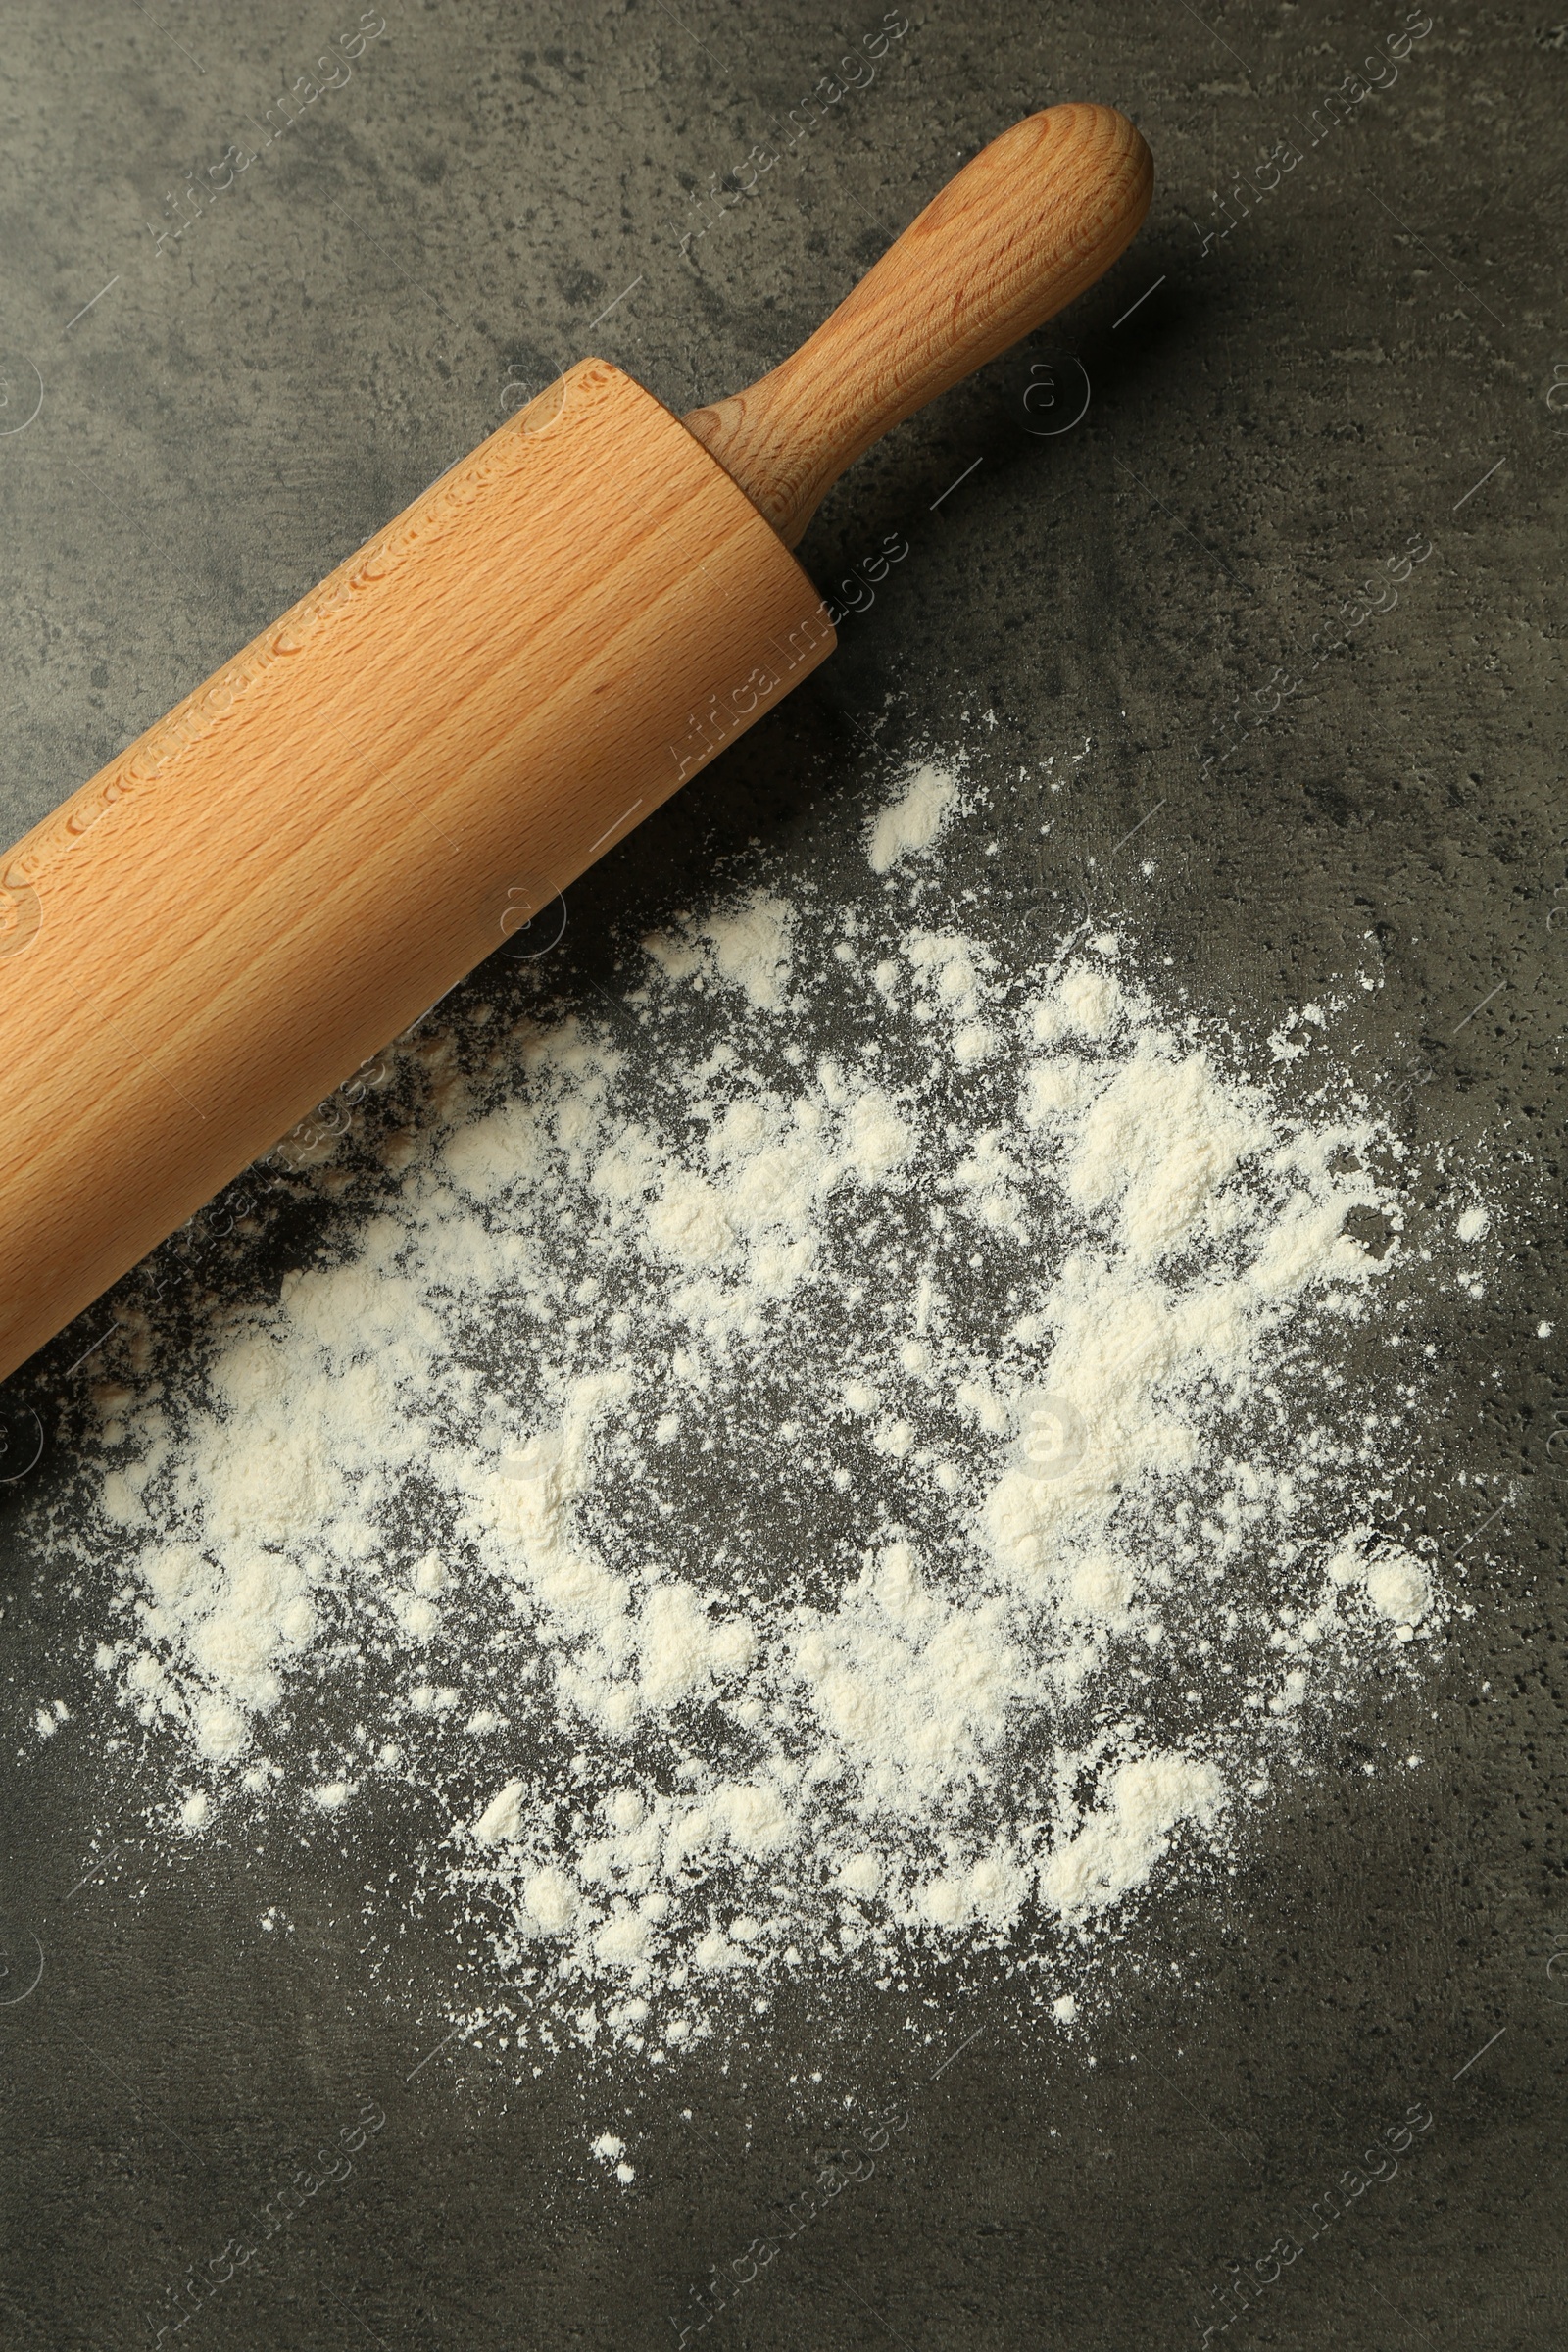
[866,759,962,872]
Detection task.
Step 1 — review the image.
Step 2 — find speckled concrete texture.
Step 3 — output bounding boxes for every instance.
[0,4,1564,2346]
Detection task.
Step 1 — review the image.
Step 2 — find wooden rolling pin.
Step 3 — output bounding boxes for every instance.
[0,103,1152,1387]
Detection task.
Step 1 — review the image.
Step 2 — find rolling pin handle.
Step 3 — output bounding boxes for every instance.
[682,103,1153,547]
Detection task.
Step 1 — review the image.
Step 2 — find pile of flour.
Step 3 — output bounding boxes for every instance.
[61,756,1460,2057]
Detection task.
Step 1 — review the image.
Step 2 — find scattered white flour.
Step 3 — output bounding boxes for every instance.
[44,752,1472,2071]
[646,893,797,1010]
[1362,1549,1431,1630]
[866,759,962,872]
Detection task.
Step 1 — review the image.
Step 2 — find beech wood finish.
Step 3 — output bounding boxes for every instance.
[0,104,1152,1387]
[684,103,1152,544]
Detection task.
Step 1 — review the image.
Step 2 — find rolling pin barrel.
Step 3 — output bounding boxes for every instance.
[0,103,1151,1388]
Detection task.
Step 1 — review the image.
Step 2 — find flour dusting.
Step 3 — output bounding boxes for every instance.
[43,750,1470,2068]
[866,758,963,871]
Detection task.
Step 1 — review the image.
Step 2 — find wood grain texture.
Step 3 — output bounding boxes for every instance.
[0,106,1154,1387]
[682,103,1152,544]
[0,364,832,1384]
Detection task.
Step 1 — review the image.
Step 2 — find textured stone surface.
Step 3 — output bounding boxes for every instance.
[0,3,1564,2346]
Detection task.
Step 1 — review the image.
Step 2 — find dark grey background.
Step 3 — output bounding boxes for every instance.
[1,2,1565,2346]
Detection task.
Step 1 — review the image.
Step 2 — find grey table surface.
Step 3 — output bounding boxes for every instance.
[1,3,1564,2347]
